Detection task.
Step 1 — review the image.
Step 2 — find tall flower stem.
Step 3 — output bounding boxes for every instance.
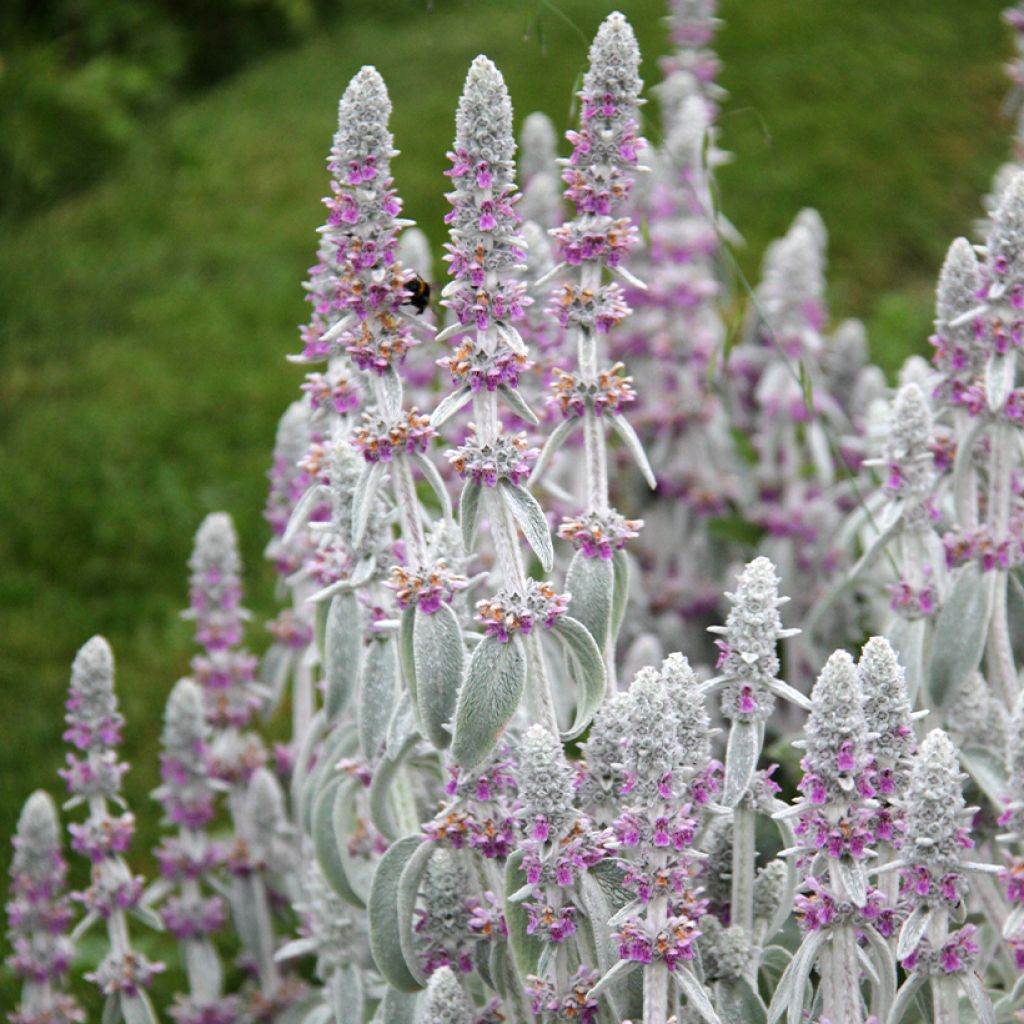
[986,422,1018,707]
[730,806,755,932]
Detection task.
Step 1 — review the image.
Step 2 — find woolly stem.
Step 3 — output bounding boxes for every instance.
[929,912,957,1024]
[730,804,755,932]
[819,924,861,1024]
[952,409,978,532]
[577,263,608,515]
[986,422,1019,708]
[643,895,670,1024]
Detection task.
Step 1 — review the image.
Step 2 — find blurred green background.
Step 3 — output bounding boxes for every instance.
[0,0,1013,1006]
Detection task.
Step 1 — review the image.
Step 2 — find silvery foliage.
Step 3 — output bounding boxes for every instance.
[10,5,1024,1024]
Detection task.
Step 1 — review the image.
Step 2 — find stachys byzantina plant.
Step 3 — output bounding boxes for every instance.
[10,5,1024,1024]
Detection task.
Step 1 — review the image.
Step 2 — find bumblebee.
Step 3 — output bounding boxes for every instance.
[404,273,431,315]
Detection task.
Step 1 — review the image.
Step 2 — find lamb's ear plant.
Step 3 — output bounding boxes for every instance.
[6,792,82,1024]
[14,4,1024,1024]
[61,637,164,1024]
[150,678,235,1024]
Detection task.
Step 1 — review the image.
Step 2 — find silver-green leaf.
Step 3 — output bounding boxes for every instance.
[313,777,365,909]
[359,638,398,760]
[451,635,526,769]
[431,385,473,430]
[324,592,361,721]
[498,383,539,426]
[499,481,553,572]
[368,836,425,993]
[412,603,464,749]
[460,479,482,551]
[566,549,614,650]
[551,615,606,739]
[722,719,762,807]
[609,412,657,489]
[927,562,995,708]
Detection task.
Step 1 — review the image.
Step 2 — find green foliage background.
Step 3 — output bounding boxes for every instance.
[0,0,1013,1008]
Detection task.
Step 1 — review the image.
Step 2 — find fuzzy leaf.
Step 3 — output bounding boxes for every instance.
[987,352,1015,412]
[577,873,616,973]
[412,602,464,749]
[767,928,824,1024]
[896,905,931,962]
[961,974,996,1024]
[609,412,657,489]
[282,483,322,548]
[498,383,540,425]
[396,841,436,990]
[674,966,724,1024]
[503,849,546,981]
[299,723,357,832]
[862,924,896,1022]
[451,635,526,768]
[1008,570,1024,663]
[359,638,398,760]
[259,642,293,721]
[410,452,453,521]
[488,939,509,998]
[474,939,496,991]
[368,836,424,993]
[587,958,642,1002]
[886,615,926,707]
[716,978,767,1024]
[529,416,577,484]
[398,606,420,726]
[328,965,364,1024]
[369,730,419,841]
[184,938,223,1002]
[335,776,380,907]
[324,593,361,721]
[888,973,926,1024]
[959,747,1008,810]
[460,479,482,551]
[832,857,866,908]
[121,994,160,1024]
[379,365,403,418]
[386,690,419,758]
[567,549,614,650]
[551,615,606,739]
[499,481,553,572]
[431,385,473,429]
[313,778,366,909]
[927,562,994,708]
[589,859,636,913]
[352,461,386,549]
[723,719,762,807]
[578,872,627,1022]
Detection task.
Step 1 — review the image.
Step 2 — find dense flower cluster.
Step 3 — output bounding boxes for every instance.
[297,66,419,371]
[447,430,537,486]
[474,581,569,641]
[557,509,642,558]
[441,56,530,335]
[350,408,435,463]
[386,560,468,613]
[547,363,636,418]
[439,338,528,392]
[6,793,82,1024]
